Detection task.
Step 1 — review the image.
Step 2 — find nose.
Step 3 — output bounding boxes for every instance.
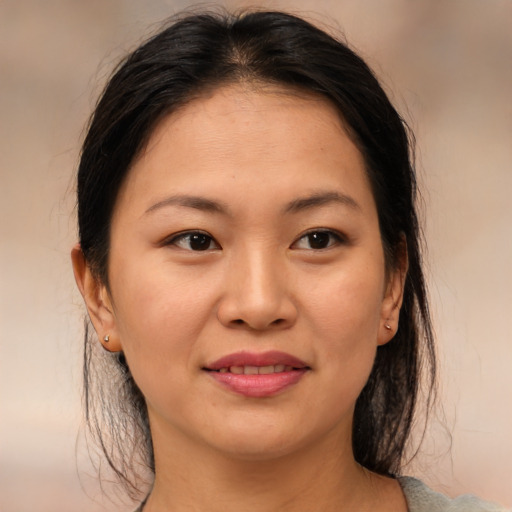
[217,249,298,331]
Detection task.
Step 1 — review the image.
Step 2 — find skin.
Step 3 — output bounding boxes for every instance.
[73,84,408,511]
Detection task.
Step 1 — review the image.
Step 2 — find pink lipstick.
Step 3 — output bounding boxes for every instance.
[204,351,310,398]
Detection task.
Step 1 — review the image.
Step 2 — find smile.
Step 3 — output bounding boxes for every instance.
[215,364,294,374]
[204,351,310,398]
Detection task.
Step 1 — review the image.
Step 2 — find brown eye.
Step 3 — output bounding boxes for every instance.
[292,230,344,250]
[306,232,331,249]
[188,233,213,251]
[169,231,220,251]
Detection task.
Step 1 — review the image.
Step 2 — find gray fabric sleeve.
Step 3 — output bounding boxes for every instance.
[399,477,510,512]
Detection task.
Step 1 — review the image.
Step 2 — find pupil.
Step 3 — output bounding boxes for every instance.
[308,232,329,249]
[190,234,210,251]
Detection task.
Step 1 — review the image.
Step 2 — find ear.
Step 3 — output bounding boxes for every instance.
[71,244,122,352]
[377,240,408,346]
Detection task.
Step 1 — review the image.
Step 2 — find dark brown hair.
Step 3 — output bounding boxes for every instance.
[77,9,435,498]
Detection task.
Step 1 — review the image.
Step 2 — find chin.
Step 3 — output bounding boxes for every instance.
[215,437,302,462]
[204,419,327,463]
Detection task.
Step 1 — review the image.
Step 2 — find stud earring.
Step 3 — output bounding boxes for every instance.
[103,334,110,342]
[384,324,392,331]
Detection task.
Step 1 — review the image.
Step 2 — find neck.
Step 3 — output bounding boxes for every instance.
[143,422,402,512]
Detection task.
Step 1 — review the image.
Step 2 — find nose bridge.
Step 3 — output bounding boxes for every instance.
[243,245,281,305]
[219,241,296,330]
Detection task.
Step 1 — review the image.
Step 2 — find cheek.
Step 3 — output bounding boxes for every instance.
[305,261,385,337]
[110,263,219,374]
[110,273,219,417]
[304,261,385,388]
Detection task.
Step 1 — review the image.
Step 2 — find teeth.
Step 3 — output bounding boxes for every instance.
[216,365,297,374]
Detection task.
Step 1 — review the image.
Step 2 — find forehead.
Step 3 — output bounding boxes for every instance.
[117,83,372,216]
[146,83,349,154]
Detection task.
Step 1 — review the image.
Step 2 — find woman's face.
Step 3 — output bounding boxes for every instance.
[86,85,403,461]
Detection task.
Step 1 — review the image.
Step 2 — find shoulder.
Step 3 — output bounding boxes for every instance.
[132,479,509,512]
[398,477,510,512]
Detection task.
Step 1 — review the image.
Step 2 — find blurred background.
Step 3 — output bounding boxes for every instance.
[0,0,511,510]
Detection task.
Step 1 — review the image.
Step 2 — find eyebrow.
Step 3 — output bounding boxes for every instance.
[144,190,360,217]
[144,194,229,216]
[284,191,361,214]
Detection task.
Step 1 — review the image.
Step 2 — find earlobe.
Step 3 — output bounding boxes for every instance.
[71,244,122,352]
[377,241,408,346]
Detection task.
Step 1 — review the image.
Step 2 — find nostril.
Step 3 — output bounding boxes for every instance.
[230,318,286,328]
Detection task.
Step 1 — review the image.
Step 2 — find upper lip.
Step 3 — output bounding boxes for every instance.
[204,350,309,371]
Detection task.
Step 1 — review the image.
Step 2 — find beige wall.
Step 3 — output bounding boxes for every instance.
[1,1,511,510]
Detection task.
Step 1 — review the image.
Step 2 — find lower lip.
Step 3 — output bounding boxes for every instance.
[207,369,308,398]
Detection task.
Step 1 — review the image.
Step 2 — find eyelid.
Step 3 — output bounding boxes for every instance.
[163,230,221,250]
[291,228,347,250]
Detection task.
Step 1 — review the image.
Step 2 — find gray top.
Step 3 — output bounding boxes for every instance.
[134,477,509,511]
[399,477,509,512]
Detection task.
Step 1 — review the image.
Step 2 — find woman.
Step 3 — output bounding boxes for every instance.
[71,9,505,512]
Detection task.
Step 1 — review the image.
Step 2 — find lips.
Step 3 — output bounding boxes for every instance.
[204,351,310,398]
[218,364,291,375]
[206,350,308,370]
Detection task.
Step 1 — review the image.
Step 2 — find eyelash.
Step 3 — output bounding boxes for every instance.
[164,229,346,252]
[165,231,221,251]
[291,229,347,251]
